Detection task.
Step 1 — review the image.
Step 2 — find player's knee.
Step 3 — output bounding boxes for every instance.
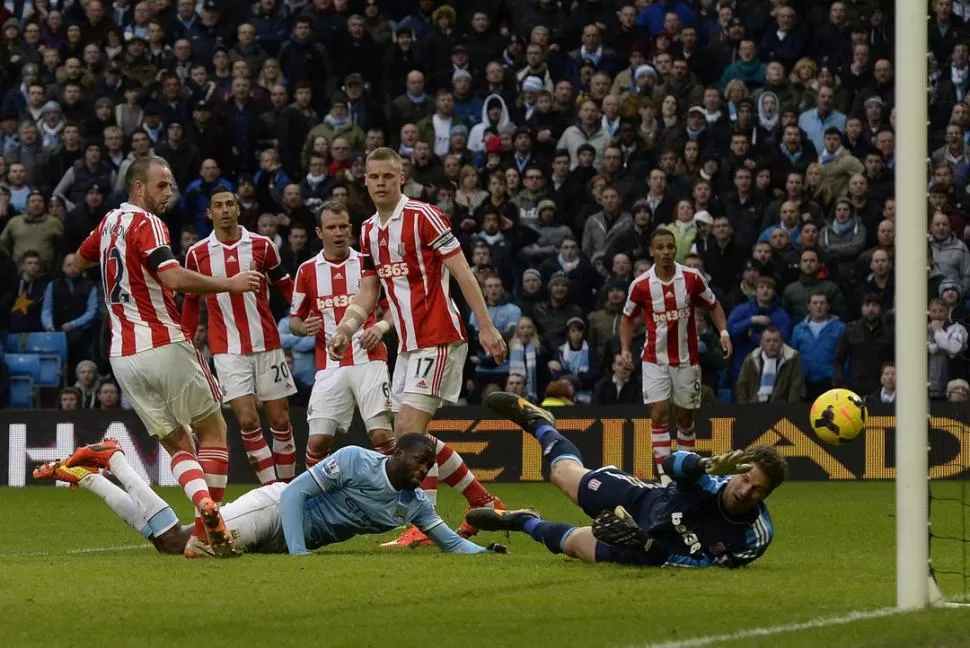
[234,409,261,432]
[649,402,670,423]
[264,400,291,431]
[394,400,436,433]
[193,409,228,443]
[562,527,598,563]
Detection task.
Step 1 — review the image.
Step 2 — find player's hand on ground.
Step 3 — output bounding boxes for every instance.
[359,325,383,350]
[327,331,350,360]
[228,270,262,293]
[479,324,507,364]
[703,450,754,476]
[302,314,323,336]
[486,542,509,554]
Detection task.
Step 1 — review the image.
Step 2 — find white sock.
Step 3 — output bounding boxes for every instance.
[79,473,151,537]
[107,453,178,535]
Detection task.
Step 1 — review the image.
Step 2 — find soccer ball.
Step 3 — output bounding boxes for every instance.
[809,388,867,446]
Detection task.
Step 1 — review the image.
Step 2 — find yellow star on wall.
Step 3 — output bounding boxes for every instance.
[12,292,33,315]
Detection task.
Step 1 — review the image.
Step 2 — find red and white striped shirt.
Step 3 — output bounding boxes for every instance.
[184,227,287,355]
[359,195,466,352]
[623,263,717,366]
[78,202,184,357]
[290,249,388,370]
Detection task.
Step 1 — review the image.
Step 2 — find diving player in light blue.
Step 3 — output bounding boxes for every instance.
[281,433,503,555]
[36,434,506,557]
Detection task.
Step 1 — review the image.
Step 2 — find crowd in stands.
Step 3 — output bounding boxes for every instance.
[1,0,969,411]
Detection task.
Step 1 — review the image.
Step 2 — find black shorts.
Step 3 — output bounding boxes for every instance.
[577,466,663,520]
[578,467,669,567]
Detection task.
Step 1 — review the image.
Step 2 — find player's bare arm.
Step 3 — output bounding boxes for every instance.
[442,251,507,363]
[327,274,380,360]
[158,263,262,294]
[710,301,732,357]
[359,309,393,351]
[618,314,636,370]
[289,313,323,337]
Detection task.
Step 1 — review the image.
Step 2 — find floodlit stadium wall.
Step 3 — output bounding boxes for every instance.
[2,404,968,486]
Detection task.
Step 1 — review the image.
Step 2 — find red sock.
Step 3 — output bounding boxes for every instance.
[197,445,228,505]
[429,435,493,507]
[677,423,696,451]
[272,427,296,482]
[652,423,671,476]
[241,428,276,485]
[305,446,326,468]
[170,450,211,539]
[420,464,438,507]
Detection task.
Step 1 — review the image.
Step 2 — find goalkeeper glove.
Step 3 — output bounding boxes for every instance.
[591,506,654,551]
[486,542,509,554]
[702,450,755,476]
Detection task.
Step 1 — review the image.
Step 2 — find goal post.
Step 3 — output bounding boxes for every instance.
[894,0,930,610]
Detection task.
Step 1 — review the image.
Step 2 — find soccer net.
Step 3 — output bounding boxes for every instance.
[929,422,969,606]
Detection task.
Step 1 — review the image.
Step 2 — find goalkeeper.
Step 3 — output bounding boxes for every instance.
[468,393,788,568]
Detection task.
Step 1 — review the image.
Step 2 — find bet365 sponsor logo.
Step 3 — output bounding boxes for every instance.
[377,263,409,278]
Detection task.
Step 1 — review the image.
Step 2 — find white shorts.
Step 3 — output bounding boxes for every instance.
[110,340,222,438]
[307,361,392,434]
[213,348,297,404]
[221,482,287,554]
[390,342,467,412]
[642,362,702,409]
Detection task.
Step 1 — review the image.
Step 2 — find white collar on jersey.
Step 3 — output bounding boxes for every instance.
[314,249,355,266]
[375,194,409,228]
[648,262,684,285]
[207,225,251,247]
[119,201,153,215]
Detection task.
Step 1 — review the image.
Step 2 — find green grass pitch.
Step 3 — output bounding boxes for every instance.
[1,481,968,648]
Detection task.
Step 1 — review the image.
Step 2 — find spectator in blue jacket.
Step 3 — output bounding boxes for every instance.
[727,275,792,378]
[789,290,845,400]
[277,316,316,388]
[180,158,236,237]
[637,1,695,36]
[470,272,520,389]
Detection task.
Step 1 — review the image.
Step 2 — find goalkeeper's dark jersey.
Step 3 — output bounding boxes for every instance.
[630,451,774,568]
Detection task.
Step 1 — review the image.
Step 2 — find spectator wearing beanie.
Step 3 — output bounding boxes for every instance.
[538,235,602,313]
[533,271,584,350]
[549,317,598,404]
[518,268,546,320]
[833,294,894,395]
[521,200,572,266]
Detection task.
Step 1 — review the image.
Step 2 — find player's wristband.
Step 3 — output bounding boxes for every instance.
[375,320,391,335]
[719,330,729,338]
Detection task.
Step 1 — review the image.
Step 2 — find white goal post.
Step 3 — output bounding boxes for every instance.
[894,0,931,610]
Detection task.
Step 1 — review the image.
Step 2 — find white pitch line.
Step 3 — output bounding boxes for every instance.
[631,608,907,648]
[0,543,151,558]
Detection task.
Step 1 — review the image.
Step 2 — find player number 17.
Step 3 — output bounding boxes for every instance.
[414,357,434,379]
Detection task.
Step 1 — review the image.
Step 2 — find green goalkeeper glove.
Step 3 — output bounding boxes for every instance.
[702,450,755,476]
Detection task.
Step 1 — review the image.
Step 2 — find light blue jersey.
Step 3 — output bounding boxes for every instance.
[280,446,488,555]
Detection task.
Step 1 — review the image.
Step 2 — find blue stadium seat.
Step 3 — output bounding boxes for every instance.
[5,333,22,353]
[24,332,69,364]
[36,355,63,387]
[8,375,35,408]
[5,353,42,381]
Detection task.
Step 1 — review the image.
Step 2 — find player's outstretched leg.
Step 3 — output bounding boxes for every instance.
[484,392,589,504]
[65,440,183,539]
[465,506,583,558]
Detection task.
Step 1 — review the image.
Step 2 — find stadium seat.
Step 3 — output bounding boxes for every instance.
[36,355,63,387]
[8,375,35,408]
[5,333,22,354]
[5,353,42,382]
[717,388,734,404]
[24,332,69,364]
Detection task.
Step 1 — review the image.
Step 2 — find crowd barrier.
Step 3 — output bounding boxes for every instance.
[2,404,968,486]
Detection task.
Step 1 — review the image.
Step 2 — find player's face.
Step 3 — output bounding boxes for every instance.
[141,164,174,213]
[365,159,404,208]
[316,210,352,258]
[650,234,676,268]
[722,464,772,514]
[208,192,239,230]
[391,449,434,490]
